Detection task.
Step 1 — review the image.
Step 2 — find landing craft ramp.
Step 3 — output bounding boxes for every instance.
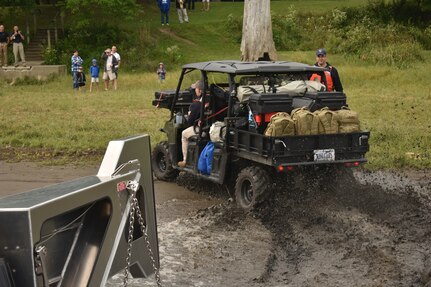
[0,135,159,287]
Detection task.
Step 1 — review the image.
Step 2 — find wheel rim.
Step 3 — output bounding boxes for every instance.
[241,179,253,205]
[157,153,167,172]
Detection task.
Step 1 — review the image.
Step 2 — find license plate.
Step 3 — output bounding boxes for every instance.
[314,149,335,162]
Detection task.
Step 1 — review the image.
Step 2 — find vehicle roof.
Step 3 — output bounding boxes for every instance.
[182,60,326,74]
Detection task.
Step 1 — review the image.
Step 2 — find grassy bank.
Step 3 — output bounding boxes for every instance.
[1,51,430,169]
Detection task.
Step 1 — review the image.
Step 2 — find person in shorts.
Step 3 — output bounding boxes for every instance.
[0,25,9,67]
[101,48,118,91]
[89,58,100,92]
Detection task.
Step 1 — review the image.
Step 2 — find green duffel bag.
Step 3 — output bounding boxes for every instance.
[291,107,319,135]
[314,107,339,134]
[337,106,360,133]
[264,112,295,137]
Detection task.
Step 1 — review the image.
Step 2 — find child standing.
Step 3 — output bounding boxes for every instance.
[90,58,100,92]
[157,62,166,83]
[76,66,86,92]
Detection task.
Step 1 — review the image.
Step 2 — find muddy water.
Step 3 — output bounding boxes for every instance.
[109,170,431,287]
[1,162,430,287]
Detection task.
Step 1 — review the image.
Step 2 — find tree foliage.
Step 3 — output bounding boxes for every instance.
[0,0,34,6]
[65,0,138,20]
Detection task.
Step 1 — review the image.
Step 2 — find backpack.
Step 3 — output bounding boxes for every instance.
[291,107,319,135]
[264,112,295,137]
[336,106,360,133]
[197,141,215,175]
[314,107,339,134]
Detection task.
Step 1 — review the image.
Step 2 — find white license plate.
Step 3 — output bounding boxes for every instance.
[313,149,335,162]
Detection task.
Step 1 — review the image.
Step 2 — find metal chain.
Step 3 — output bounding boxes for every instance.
[132,195,162,286]
[123,179,162,287]
[123,189,136,287]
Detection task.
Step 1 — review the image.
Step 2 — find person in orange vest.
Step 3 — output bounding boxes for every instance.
[310,48,343,92]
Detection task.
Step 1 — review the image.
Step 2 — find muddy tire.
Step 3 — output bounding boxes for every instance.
[151,141,179,181]
[235,166,271,211]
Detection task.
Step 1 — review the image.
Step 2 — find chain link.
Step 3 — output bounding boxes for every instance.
[123,189,136,287]
[133,195,162,286]
[123,179,162,287]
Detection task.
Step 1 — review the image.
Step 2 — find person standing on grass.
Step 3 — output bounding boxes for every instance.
[157,62,166,83]
[89,58,100,93]
[176,0,189,24]
[10,25,25,67]
[111,45,121,90]
[101,48,118,91]
[76,66,86,92]
[187,0,195,10]
[71,49,83,90]
[202,0,210,11]
[158,0,171,26]
[310,48,343,92]
[0,25,9,67]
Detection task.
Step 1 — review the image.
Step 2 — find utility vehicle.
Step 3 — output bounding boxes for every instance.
[152,61,370,210]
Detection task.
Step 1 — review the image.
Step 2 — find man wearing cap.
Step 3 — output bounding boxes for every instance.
[310,48,343,92]
[101,48,118,91]
[178,80,204,167]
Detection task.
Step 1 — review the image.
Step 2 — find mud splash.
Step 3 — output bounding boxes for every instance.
[255,170,431,287]
[108,169,431,287]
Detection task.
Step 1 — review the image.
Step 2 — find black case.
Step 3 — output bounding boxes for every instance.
[292,92,347,112]
[292,97,315,110]
[248,93,299,114]
[152,90,193,109]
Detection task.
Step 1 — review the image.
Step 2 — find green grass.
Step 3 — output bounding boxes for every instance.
[1,0,429,170]
[1,51,430,169]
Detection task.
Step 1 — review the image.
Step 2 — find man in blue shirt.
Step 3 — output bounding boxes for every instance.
[158,0,171,26]
[10,25,25,67]
[0,25,9,67]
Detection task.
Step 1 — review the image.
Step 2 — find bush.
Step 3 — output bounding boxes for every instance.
[272,6,301,50]
[367,42,424,68]
[165,45,182,63]
[43,48,60,65]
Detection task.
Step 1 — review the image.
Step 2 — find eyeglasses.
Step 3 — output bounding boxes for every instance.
[317,55,326,58]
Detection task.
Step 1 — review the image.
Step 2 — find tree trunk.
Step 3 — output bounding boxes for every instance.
[240,0,277,62]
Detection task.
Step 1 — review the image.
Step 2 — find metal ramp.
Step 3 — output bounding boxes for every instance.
[0,134,158,287]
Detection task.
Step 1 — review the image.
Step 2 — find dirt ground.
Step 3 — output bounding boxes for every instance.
[1,162,431,287]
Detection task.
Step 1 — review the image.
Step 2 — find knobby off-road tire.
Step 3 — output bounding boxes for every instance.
[235,166,271,211]
[151,141,179,181]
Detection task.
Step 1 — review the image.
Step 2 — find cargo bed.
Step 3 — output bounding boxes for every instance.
[227,128,369,167]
